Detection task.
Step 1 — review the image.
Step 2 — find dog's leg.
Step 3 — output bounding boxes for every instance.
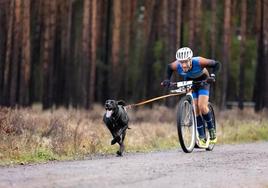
[116,143,125,157]
[111,125,127,145]
[116,131,126,157]
[103,116,119,144]
[103,117,114,133]
[116,142,124,157]
[111,135,120,145]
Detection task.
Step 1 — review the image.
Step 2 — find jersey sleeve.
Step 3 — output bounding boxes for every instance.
[166,60,179,79]
[198,57,220,74]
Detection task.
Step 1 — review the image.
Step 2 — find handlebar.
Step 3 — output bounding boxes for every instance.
[170,79,208,86]
[168,78,214,94]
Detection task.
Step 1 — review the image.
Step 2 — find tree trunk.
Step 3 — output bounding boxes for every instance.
[88,0,97,109]
[142,0,157,99]
[194,0,202,54]
[19,0,31,106]
[161,0,168,53]
[211,0,217,59]
[209,0,217,103]
[63,0,73,107]
[0,3,8,105]
[255,0,261,34]
[188,0,195,49]
[99,0,111,102]
[238,0,247,110]
[42,1,56,109]
[263,0,268,108]
[55,0,70,107]
[253,0,265,111]
[82,0,91,108]
[168,0,177,60]
[110,0,121,98]
[121,0,132,99]
[29,0,43,104]
[180,0,186,47]
[127,0,137,100]
[9,0,22,107]
[164,0,178,107]
[176,0,182,49]
[220,0,231,109]
[53,0,64,107]
[3,0,15,106]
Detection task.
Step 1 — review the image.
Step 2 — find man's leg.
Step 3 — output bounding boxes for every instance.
[199,93,217,143]
[193,92,206,140]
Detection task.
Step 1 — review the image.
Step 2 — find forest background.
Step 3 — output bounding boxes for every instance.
[1,0,268,111]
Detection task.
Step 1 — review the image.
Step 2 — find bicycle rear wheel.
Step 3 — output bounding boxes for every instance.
[177,95,196,153]
[206,103,217,151]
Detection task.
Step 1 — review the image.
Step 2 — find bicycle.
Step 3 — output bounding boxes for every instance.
[169,79,217,153]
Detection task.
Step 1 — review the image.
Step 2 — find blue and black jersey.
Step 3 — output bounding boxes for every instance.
[167,56,220,81]
[165,56,220,98]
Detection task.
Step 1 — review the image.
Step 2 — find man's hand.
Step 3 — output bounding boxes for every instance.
[207,74,216,83]
[161,79,170,87]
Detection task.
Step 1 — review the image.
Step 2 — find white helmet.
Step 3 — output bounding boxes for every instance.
[176,47,193,61]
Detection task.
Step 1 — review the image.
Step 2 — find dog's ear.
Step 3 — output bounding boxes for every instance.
[117,100,126,106]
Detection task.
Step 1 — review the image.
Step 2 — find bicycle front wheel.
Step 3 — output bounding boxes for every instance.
[177,95,196,153]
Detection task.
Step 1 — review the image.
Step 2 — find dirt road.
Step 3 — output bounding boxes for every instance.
[1,142,268,188]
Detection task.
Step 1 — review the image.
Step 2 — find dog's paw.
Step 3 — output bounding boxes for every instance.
[116,151,123,157]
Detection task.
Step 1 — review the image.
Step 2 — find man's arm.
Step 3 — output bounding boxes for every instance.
[161,61,178,87]
[166,61,179,79]
[199,57,221,75]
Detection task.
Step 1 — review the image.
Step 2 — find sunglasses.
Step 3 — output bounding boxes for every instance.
[179,60,191,64]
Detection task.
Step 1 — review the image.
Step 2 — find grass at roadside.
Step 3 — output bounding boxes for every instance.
[216,109,268,144]
[0,105,267,165]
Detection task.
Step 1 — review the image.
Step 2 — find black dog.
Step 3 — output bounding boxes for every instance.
[103,99,129,156]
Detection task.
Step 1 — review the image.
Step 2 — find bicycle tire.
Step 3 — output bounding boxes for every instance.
[206,103,217,151]
[177,95,196,153]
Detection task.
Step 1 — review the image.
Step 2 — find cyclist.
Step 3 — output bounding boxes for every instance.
[161,47,220,146]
